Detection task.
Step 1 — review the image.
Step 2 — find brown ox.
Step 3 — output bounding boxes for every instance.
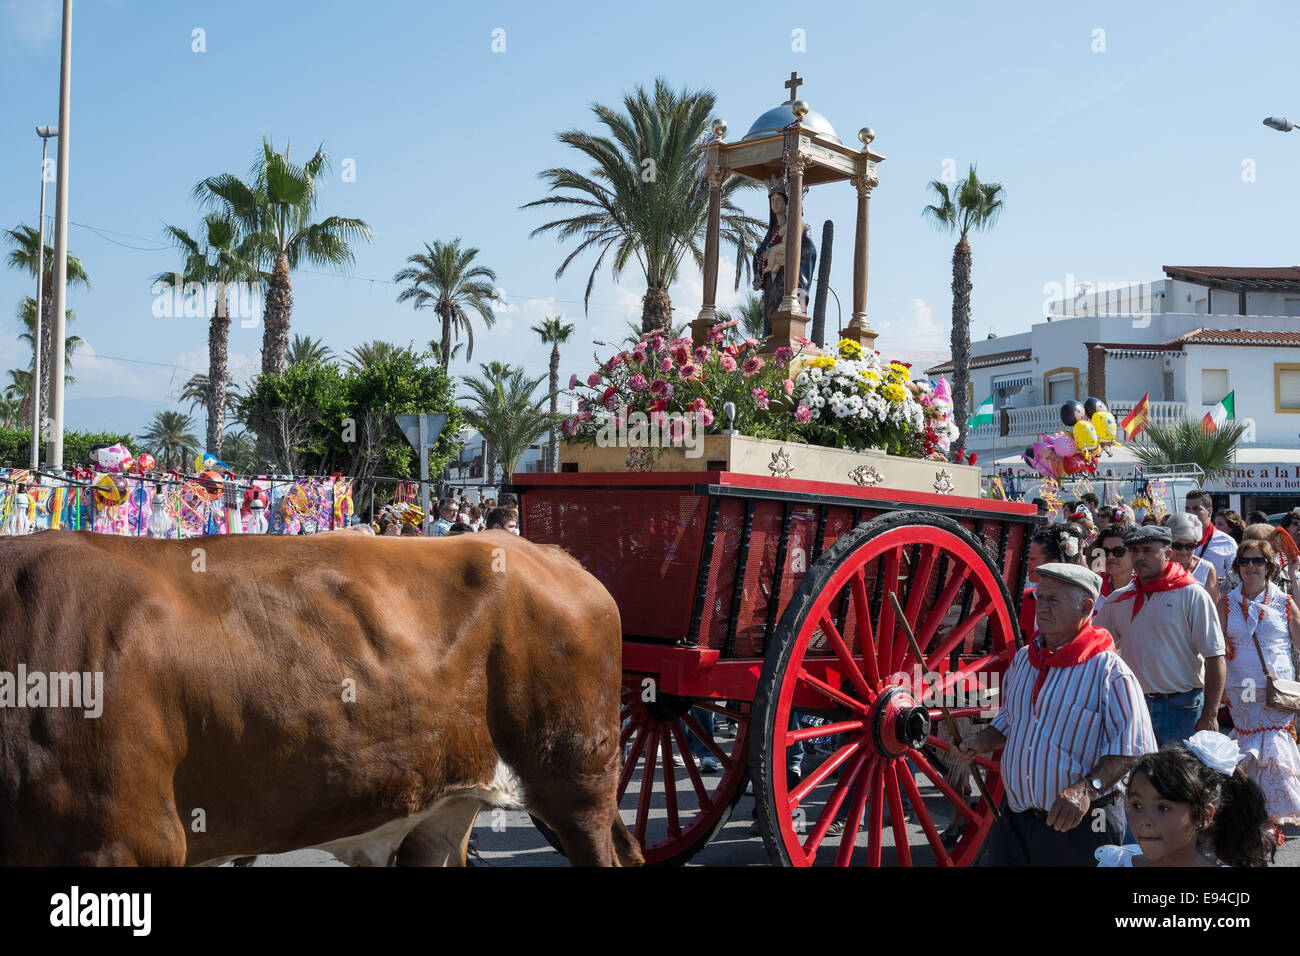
[0,530,641,867]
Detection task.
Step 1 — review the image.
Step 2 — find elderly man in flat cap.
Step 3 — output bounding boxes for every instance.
[954,564,1155,866]
[1093,524,1226,747]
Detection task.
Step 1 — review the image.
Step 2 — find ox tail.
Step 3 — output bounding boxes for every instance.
[611,817,644,867]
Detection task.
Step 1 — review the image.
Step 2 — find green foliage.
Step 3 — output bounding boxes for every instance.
[1132,418,1246,481]
[141,410,202,471]
[460,364,558,479]
[0,429,137,469]
[240,346,463,478]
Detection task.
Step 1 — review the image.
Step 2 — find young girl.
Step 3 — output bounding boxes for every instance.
[1096,731,1274,867]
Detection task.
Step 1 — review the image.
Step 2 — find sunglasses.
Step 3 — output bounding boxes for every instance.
[1101,546,1128,557]
[1170,541,1198,551]
[1238,556,1268,568]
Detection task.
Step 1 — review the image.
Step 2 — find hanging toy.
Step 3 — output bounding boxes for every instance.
[1072,418,1100,459]
[90,443,132,473]
[92,472,127,509]
[244,497,268,535]
[133,452,156,475]
[1059,400,1086,428]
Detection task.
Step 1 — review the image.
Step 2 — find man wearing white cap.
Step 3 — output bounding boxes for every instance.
[954,563,1155,866]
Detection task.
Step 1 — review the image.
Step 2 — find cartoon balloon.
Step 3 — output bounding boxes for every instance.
[134,453,156,474]
[1083,396,1108,419]
[1092,410,1118,446]
[1073,419,1100,457]
[1048,431,1078,459]
[92,472,126,508]
[1060,401,1086,428]
[190,470,224,501]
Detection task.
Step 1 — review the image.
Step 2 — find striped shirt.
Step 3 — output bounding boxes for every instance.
[991,638,1156,813]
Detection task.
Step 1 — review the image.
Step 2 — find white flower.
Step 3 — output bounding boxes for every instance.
[1185,731,1245,775]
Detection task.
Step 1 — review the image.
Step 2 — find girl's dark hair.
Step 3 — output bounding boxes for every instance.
[1213,509,1246,545]
[1129,744,1273,868]
[1031,522,1086,565]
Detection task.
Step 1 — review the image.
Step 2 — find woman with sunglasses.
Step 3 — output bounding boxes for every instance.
[1167,513,1222,608]
[1090,527,1135,618]
[1216,538,1300,839]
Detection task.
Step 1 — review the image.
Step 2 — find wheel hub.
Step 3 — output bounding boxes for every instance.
[869,685,931,758]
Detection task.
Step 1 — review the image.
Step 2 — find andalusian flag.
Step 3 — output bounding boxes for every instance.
[1120,392,1150,439]
[1201,391,1235,433]
[968,395,994,428]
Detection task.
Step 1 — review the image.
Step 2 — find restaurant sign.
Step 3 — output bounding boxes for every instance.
[1204,463,1300,494]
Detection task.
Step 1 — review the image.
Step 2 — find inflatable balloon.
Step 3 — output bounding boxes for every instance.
[1083,396,1108,419]
[92,472,126,508]
[90,443,132,473]
[1092,410,1118,448]
[133,453,156,474]
[1060,401,1086,428]
[1048,431,1078,459]
[190,470,224,502]
[1072,419,1100,458]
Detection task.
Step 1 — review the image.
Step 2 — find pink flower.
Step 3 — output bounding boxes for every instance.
[795,404,812,424]
[605,352,625,370]
[775,346,794,363]
[745,337,759,348]
[627,374,649,392]
[679,363,699,379]
[569,373,580,389]
[668,417,688,442]
[650,379,674,400]
[694,346,709,364]
[672,345,691,365]
[659,357,673,373]
[579,409,593,423]
[587,372,603,387]
[603,387,619,411]
[699,407,715,427]
[562,416,578,437]
[744,357,765,375]
[689,397,707,412]
[783,378,795,396]
[751,386,770,410]
[650,335,665,352]
[720,355,737,373]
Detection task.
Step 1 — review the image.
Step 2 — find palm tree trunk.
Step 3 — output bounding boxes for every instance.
[38,273,54,437]
[207,297,230,455]
[548,344,560,472]
[641,285,673,334]
[950,237,973,456]
[262,253,293,376]
[484,443,496,488]
[439,307,453,369]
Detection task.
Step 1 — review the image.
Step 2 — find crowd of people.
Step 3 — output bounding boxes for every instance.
[372,494,521,537]
[959,489,1300,866]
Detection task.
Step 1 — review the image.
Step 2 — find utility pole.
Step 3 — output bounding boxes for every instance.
[47,0,73,469]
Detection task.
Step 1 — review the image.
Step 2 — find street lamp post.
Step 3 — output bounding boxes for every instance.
[1263,116,1295,132]
[47,0,73,470]
[31,126,58,472]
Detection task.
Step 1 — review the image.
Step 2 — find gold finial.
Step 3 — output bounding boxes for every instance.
[859,127,875,146]
[710,117,728,139]
[791,100,810,119]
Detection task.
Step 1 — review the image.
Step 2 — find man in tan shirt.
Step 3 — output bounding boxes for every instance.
[1093,524,1226,747]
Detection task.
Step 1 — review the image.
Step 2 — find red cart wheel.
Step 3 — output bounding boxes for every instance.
[751,511,1021,867]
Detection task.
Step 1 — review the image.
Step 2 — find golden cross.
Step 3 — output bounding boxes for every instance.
[784,72,803,102]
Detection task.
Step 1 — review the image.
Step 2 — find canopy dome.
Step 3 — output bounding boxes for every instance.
[742,102,841,145]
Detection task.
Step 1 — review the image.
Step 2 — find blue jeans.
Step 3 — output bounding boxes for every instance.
[685,706,715,758]
[1145,688,1204,749]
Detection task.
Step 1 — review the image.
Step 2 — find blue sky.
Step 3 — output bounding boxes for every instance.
[2,0,1298,436]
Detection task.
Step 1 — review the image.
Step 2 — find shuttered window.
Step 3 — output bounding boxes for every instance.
[1202,369,1229,405]
[1278,367,1300,411]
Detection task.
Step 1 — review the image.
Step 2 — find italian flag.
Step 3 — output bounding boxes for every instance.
[968,395,994,428]
[1201,391,1235,433]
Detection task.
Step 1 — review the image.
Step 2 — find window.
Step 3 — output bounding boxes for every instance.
[1041,366,1079,406]
[1201,369,1229,405]
[1277,364,1300,413]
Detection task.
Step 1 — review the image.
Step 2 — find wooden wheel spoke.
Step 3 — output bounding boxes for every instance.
[897,759,953,867]
[925,650,1006,705]
[795,667,871,714]
[788,739,862,811]
[819,613,875,704]
[836,757,877,867]
[911,749,979,823]
[695,701,745,721]
[894,545,938,673]
[883,763,912,867]
[619,717,639,748]
[927,736,1001,774]
[926,705,993,720]
[876,548,900,679]
[802,747,869,859]
[915,566,971,652]
[849,569,881,688]
[618,722,648,801]
[786,718,865,745]
[634,726,660,842]
[670,720,713,809]
[924,598,992,669]
[865,757,885,867]
[681,712,730,766]
[660,731,681,839]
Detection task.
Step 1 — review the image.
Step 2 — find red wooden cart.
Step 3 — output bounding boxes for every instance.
[508,469,1042,867]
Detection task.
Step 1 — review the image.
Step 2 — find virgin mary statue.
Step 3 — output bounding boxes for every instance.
[752,176,816,336]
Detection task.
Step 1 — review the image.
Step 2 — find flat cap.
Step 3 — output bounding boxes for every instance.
[1035,562,1102,600]
[1124,524,1172,546]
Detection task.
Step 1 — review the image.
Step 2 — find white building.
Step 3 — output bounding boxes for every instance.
[925,266,1300,515]
[441,427,547,500]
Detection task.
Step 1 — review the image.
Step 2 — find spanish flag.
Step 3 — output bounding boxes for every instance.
[1120,392,1149,440]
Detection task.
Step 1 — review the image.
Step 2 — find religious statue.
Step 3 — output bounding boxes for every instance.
[752,175,816,335]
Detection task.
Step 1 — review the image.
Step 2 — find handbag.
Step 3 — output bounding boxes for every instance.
[1248,610,1300,714]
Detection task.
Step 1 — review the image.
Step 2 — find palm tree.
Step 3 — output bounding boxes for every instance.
[4,224,90,434]
[619,317,691,346]
[0,392,19,430]
[287,333,334,367]
[394,239,500,366]
[219,428,259,473]
[523,77,766,333]
[179,373,245,419]
[4,369,33,420]
[428,339,464,365]
[157,212,261,454]
[193,138,372,376]
[142,410,201,471]
[461,364,557,482]
[716,292,766,344]
[532,316,575,472]
[345,340,406,370]
[16,296,81,427]
[1132,419,1247,481]
[922,167,1006,455]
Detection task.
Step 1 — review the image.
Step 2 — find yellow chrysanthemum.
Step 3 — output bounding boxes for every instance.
[837,339,863,360]
[859,368,880,384]
[882,383,908,404]
[808,356,837,370]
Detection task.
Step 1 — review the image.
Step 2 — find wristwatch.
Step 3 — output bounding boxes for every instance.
[1086,775,1104,796]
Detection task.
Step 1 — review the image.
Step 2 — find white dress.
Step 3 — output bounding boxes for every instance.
[1224,583,1300,825]
[1095,844,1141,867]
[1190,558,1212,589]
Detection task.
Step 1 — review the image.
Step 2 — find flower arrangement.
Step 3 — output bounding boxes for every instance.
[791,340,927,457]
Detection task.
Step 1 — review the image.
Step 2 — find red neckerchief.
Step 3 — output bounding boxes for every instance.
[1100,576,1113,599]
[1197,521,1214,556]
[1026,624,1116,706]
[1109,562,1194,620]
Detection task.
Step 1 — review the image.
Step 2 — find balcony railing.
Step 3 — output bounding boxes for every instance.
[1003,401,1186,442]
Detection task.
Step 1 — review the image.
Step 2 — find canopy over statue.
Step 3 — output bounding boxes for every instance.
[691,72,884,357]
